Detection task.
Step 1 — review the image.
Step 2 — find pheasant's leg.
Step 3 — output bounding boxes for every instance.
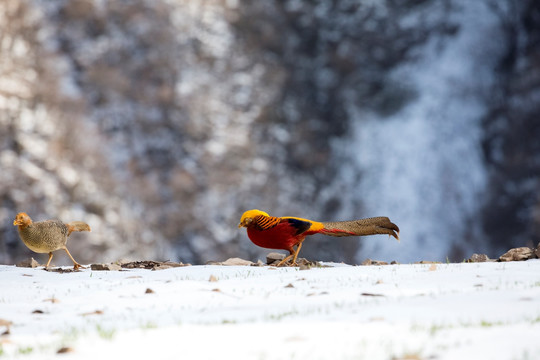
[276,253,294,267]
[62,247,83,270]
[45,252,53,268]
[276,241,304,267]
[291,241,304,264]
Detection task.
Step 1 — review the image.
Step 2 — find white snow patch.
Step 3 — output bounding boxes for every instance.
[0,260,539,359]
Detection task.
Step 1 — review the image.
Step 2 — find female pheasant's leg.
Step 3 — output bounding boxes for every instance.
[45,252,53,268]
[62,247,83,270]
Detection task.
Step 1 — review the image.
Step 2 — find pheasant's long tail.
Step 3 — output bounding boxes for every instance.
[66,221,91,236]
[320,217,399,240]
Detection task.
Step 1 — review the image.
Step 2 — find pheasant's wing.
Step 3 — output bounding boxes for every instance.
[252,215,312,236]
[280,218,313,236]
[320,217,399,240]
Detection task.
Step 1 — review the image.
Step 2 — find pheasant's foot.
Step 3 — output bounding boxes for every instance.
[276,259,290,267]
[276,258,298,267]
[73,263,86,271]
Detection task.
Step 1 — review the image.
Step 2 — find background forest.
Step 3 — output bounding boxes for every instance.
[0,0,539,265]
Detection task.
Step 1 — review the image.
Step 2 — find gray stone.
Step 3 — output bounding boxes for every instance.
[266,252,286,265]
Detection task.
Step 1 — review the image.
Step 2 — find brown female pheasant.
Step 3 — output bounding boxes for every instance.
[239,209,399,266]
[13,212,91,270]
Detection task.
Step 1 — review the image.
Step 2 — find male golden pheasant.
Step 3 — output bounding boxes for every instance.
[239,209,399,266]
[13,212,91,270]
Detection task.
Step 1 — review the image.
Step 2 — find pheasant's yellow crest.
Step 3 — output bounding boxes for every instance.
[238,209,269,228]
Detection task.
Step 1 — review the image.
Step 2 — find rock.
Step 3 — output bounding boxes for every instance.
[16,258,40,268]
[252,259,265,267]
[145,288,155,294]
[44,267,78,273]
[296,258,318,269]
[414,261,441,264]
[362,259,389,266]
[207,258,254,266]
[263,253,318,267]
[208,275,218,282]
[0,319,12,336]
[79,310,103,316]
[43,297,60,303]
[120,260,190,270]
[115,259,133,266]
[499,247,535,262]
[90,263,122,271]
[266,252,285,265]
[535,243,540,259]
[467,253,490,263]
[220,258,254,266]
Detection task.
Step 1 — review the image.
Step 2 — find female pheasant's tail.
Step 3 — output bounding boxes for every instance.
[66,221,91,236]
[320,217,399,240]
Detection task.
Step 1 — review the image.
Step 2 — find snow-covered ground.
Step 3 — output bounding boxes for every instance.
[1,260,539,359]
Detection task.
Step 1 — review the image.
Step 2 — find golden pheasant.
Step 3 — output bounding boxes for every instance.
[13,212,91,270]
[239,209,399,266]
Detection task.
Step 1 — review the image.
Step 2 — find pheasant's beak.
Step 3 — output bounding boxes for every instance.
[238,218,252,228]
[13,219,21,226]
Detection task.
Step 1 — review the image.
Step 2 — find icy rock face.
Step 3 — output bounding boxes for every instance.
[349,1,501,262]
[480,0,540,255]
[0,0,175,264]
[1,0,539,264]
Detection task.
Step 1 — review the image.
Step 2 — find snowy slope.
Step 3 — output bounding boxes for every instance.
[1,260,539,359]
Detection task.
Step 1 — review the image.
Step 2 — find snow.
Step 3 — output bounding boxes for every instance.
[1,260,539,359]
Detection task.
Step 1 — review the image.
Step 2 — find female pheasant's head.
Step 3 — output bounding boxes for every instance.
[13,212,33,228]
[238,209,269,228]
